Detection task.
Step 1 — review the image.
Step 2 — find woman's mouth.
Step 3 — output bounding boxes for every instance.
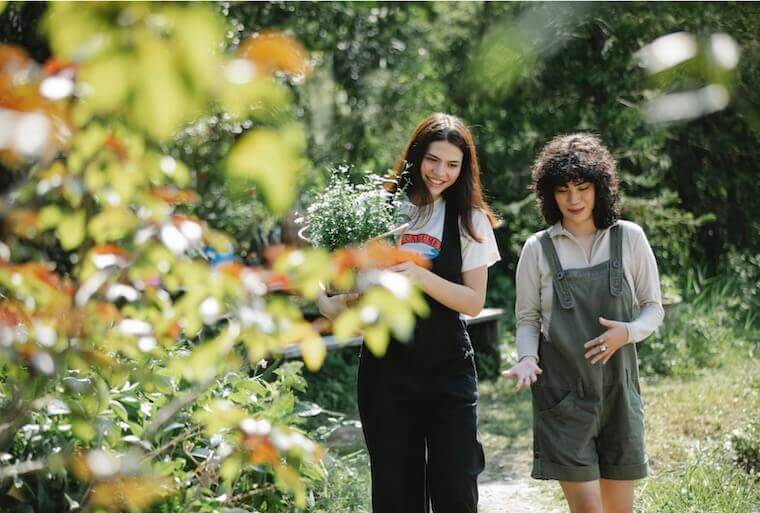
[426,176,446,187]
[568,207,585,214]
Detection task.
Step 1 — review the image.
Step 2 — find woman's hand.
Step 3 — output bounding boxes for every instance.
[583,317,629,365]
[501,356,543,390]
[386,260,426,281]
[316,291,359,320]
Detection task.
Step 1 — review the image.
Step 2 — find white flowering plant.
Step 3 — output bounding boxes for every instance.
[298,166,412,251]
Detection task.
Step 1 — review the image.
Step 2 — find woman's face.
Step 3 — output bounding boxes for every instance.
[554,180,596,229]
[420,140,463,201]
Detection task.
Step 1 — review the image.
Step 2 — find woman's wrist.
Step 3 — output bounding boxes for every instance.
[519,355,539,364]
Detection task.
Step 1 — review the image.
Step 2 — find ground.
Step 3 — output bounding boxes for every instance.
[322,358,759,512]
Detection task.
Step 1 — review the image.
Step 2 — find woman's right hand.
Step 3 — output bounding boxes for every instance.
[316,291,360,320]
[501,357,543,390]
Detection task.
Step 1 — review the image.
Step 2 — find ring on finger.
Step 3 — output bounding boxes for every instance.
[599,343,607,353]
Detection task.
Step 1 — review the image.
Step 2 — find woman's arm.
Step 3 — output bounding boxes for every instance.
[386,261,487,317]
[502,236,544,389]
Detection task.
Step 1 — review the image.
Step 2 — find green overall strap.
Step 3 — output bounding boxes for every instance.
[539,231,575,309]
[609,224,623,297]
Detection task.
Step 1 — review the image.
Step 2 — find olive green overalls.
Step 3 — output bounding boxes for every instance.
[531,224,648,482]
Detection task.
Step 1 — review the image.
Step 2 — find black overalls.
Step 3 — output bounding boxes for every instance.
[357,200,485,513]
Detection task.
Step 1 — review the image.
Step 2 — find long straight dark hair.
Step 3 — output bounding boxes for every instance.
[387,113,500,242]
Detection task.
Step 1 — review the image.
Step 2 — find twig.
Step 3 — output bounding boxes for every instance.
[0,458,47,479]
[143,376,215,440]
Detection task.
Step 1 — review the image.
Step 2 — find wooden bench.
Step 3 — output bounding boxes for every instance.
[281,308,505,379]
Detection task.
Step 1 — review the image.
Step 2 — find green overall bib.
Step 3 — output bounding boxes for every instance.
[531,224,648,482]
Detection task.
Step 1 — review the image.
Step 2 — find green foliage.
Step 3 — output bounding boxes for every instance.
[300,349,359,415]
[636,448,760,513]
[229,2,760,296]
[638,259,759,376]
[300,167,410,251]
[730,422,760,477]
[0,3,434,512]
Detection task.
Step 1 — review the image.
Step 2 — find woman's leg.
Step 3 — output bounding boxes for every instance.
[559,481,602,513]
[358,352,427,513]
[426,355,484,513]
[599,479,634,513]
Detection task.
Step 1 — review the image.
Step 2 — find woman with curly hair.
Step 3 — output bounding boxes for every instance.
[502,133,664,513]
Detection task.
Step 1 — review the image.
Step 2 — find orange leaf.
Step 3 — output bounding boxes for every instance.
[90,477,172,511]
[104,134,127,160]
[239,31,309,78]
[42,57,77,77]
[244,434,280,466]
[217,261,244,279]
[0,301,31,328]
[150,186,200,205]
[6,209,39,239]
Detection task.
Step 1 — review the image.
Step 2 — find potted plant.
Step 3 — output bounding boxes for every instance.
[297,166,412,251]
[296,166,413,297]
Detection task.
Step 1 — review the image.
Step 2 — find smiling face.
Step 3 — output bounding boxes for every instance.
[420,140,463,201]
[554,180,596,233]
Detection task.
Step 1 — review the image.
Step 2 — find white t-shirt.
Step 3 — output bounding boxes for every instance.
[400,198,501,272]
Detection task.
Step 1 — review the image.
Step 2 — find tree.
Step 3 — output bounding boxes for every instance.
[0,3,424,511]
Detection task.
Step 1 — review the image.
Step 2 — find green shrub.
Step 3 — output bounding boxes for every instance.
[301,349,360,415]
[636,448,760,513]
[730,422,760,476]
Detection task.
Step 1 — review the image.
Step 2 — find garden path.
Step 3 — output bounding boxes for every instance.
[476,381,564,513]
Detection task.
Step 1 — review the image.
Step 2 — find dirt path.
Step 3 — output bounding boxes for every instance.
[476,380,564,513]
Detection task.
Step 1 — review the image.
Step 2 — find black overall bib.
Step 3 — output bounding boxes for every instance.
[357,200,485,513]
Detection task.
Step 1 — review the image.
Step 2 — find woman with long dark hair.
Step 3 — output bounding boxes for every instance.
[319,113,500,512]
[502,133,664,513]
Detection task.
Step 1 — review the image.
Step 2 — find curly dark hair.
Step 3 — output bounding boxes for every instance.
[530,133,621,229]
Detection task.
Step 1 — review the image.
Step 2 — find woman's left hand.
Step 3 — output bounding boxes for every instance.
[584,317,629,365]
[387,261,426,281]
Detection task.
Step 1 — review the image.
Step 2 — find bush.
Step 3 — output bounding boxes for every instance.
[730,422,760,477]
[636,448,760,513]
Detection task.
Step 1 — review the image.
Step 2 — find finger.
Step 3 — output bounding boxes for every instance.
[530,374,538,383]
[535,366,543,374]
[599,316,621,328]
[584,345,602,359]
[584,336,603,349]
[501,369,513,378]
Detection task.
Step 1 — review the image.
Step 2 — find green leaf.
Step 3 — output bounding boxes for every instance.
[88,208,138,243]
[363,324,389,357]
[109,399,129,423]
[56,210,87,250]
[226,125,306,214]
[79,54,132,115]
[220,454,243,484]
[38,205,63,231]
[333,309,361,340]
[300,335,326,372]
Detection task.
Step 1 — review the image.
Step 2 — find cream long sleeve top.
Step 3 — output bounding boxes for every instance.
[515,220,665,361]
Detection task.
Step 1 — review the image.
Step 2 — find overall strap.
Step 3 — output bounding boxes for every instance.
[539,231,575,309]
[609,224,624,297]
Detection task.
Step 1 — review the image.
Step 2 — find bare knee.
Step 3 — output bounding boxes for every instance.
[570,497,603,513]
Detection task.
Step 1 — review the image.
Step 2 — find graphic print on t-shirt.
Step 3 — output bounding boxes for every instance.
[400,232,441,260]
